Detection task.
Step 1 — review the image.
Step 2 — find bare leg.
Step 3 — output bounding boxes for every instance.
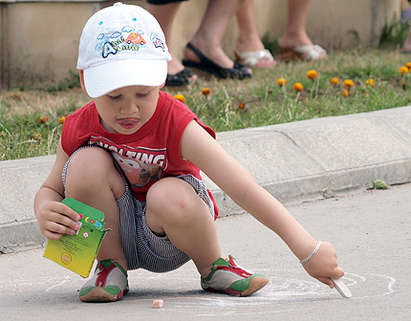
[146,3,197,82]
[145,177,223,277]
[184,0,244,69]
[64,147,127,271]
[278,0,326,60]
[234,0,276,68]
[278,0,312,48]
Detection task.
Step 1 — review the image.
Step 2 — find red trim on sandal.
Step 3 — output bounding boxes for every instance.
[96,264,116,287]
[215,265,252,278]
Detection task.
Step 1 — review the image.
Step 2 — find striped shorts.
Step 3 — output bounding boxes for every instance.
[62,147,215,273]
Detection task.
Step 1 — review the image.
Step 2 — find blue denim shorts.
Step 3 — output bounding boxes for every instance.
[62,146,214,272]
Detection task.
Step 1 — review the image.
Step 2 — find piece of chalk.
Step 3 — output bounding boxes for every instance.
[332,278,352,298]
[152,299,164,308]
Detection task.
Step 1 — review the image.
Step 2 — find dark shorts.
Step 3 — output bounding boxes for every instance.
[62,146,214,273]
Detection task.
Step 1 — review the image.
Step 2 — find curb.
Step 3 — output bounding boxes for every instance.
[1,106,411,253]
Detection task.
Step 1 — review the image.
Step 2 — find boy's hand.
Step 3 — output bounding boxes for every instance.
[301,241,345,287]
[36,201,81,240]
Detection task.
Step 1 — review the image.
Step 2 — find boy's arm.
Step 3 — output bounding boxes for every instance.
[181,120,344,286]
[34,140,80,240]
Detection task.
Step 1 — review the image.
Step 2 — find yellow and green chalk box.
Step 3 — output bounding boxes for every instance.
[43,198,109,278]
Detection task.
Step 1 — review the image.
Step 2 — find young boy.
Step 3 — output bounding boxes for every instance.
[34,2,344,302]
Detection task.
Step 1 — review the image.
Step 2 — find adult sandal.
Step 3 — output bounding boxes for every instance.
[182,42,252,80]
[279,45,327,62]
[165,68,196,87]
[235,49,276,68]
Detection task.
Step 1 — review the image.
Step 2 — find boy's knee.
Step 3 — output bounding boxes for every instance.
[67,147,112,178]
[147,178,202,224]
[66,147,123,195]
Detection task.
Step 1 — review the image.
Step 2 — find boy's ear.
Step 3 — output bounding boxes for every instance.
[79,70,89,96]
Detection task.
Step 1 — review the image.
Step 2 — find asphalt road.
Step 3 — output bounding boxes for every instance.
[1,184,410,321]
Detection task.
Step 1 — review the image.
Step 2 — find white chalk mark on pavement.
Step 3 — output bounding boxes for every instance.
[45,276,71,292]
[169,272,396,311]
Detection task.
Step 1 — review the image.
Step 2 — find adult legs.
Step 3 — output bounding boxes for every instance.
[145,177,223,277]
[279,0,327,60]
[146,2,197,83]
[279,0,311,48]
[64,147,128,271]
[234,0,276,68]
[184,0,246,70]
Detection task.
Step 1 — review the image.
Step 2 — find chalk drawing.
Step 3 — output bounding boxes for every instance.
[45,276,71,292]
[0,274,78,293]
[3,270,396,310]
[349,273,396,300]
[168,272,396,309]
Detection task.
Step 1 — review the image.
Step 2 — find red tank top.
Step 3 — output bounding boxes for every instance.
[61,91,218,218]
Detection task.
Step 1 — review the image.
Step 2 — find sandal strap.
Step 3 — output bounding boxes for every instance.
[166,70,190,86]
[236,49,273,66]
[294,45,327,60]
[185,42,252,79]
[186,42,210,64]
[186,42,230,76]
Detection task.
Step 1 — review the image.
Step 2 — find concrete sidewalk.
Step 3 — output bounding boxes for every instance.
[1,106,411,253]
[2,183,411,321]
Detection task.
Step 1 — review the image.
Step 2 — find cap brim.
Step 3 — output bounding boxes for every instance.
[83,59,167,98]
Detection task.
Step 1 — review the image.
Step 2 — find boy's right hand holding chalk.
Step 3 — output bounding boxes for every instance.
[299,240,344,287]
[298,240,351,297]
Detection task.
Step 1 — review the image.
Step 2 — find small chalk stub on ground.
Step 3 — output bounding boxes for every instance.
[332,278,352,298]
[152,299,164,308]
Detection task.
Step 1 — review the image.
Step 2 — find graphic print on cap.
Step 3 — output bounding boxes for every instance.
[95,24,147,59]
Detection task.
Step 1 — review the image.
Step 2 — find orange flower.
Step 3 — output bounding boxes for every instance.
[293,82,303,92]
[201,88,210,96]
[343,79,355,88]
[174,94,186,103]
[330,77,340,86]
[306,69,318,80]
[34,133,40,140]
[277,78,287,87]
[58,116,66,124]
[39,116,49,124]
[365,78,375,87]
[399,66,408,75]
[238,103,246,110]
[406,62,411,70]
[341,89,349,97]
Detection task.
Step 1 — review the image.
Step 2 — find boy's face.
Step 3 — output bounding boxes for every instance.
[92,85,161,135]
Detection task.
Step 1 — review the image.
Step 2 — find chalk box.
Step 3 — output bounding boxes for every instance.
[43,198,109,278]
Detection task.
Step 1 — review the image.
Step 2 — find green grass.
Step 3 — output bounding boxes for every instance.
[0,103,78,160]
[1,49,411,161]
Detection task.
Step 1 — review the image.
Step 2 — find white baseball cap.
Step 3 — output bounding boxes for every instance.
[77,2,171,98]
